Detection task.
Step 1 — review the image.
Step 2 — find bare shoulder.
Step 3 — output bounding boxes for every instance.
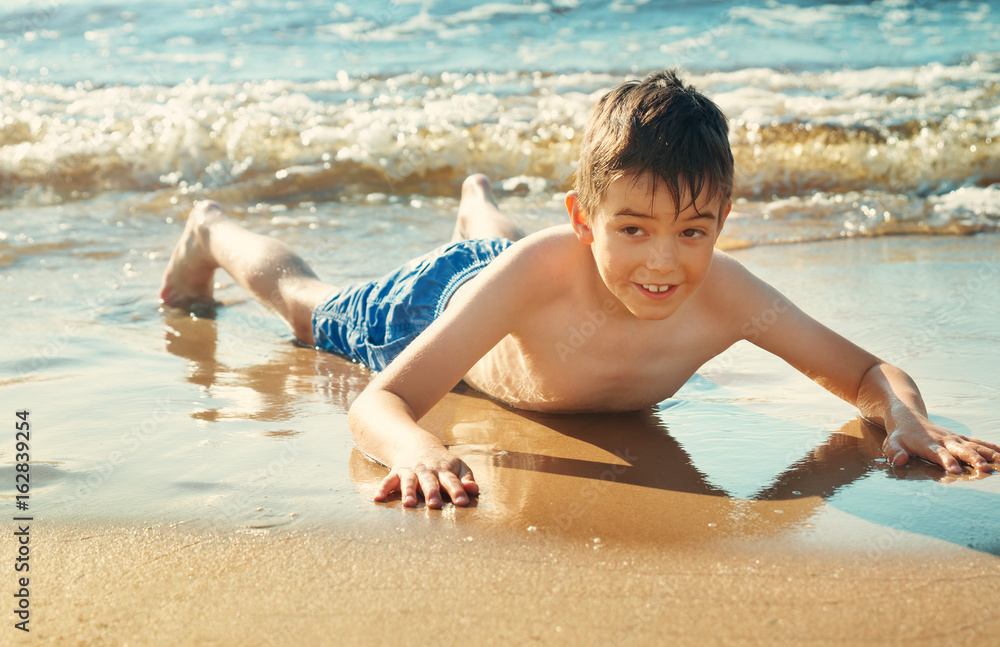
[448,225,581,311]
[505,224,580,267]
[699,249,783,329]
[478,225,582,290]
[703,249,766,300]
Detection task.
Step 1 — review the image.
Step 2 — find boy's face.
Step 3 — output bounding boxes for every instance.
[567,173,730,320]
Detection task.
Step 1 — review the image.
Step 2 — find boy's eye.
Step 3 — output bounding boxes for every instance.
[681,229,706,238]
[622,226,644,236]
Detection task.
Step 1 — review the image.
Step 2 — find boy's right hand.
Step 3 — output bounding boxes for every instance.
[374,448,479,508]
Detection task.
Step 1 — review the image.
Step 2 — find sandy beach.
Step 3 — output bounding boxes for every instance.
[21,519,1000,645]
[4,0,1000,643]
[4,231,1000,644]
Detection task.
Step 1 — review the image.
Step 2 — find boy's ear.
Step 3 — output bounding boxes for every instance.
[566,191,594,244]
[715,200,732,241]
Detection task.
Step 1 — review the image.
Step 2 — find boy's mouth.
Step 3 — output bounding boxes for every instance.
[637,283,678,299]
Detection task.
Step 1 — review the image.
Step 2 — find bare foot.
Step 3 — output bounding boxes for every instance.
[453,174,523,241]
[159,201,223,308]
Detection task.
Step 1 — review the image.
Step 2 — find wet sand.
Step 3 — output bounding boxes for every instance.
[3,227,1000,644]
[23,521,1000,645]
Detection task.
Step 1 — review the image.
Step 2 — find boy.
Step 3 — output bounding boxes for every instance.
[161,70,1000,509]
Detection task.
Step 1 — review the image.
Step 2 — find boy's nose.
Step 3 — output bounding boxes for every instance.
[644,240,678,271]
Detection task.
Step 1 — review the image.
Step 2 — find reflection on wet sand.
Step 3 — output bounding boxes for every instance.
[381,389,891,547]
[163,309,371,422]
[165,308,999,554]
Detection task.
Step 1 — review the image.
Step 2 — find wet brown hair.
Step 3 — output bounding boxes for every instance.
[575,69,734,219]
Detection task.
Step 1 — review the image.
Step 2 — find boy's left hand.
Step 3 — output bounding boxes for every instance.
[882,413,1000,474]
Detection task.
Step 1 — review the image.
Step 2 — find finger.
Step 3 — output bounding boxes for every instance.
[374,471,401,502]
[979,444,1000,465]
[945,440,995,473]
[459,465,479,495]
[966,437,1000,455]
[438,471,470,506]
[399,470,421,507]
[882,436,909,467]
[928,444,963,474]
[415,469,443,509]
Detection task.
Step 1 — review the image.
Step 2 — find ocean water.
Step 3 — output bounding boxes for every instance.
[1,1,999,553]
[2,0,999,245]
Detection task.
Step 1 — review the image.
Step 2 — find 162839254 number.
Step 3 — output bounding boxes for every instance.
[15,410,30,502]
[13,409,32,633]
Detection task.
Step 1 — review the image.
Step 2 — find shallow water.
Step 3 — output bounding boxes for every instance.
[2,0,999,556]
[3,200,997,554]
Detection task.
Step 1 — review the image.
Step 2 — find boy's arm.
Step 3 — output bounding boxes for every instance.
[350,386,477,508]
[348,237,550,507]
[725,260,1000,473]
[855,362,999,473]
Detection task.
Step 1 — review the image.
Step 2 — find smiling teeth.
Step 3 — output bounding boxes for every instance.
[643,284,672,293]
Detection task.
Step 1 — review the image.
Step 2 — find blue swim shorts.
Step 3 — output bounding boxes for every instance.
[312,237,514,371]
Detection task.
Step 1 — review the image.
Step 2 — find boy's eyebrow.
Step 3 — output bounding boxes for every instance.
[611,208,656,219]
[612,207,717,221]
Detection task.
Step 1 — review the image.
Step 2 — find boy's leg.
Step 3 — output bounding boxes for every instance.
[161,176,517,343]
[451,174,524,242]
[159,201,334,346]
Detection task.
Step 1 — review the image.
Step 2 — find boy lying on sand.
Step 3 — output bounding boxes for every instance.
[161,70,1000,508]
